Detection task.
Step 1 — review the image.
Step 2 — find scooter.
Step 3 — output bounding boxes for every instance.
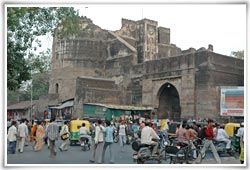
[80,136,91,151]
[131,139,162,164]
[213,139,236,156]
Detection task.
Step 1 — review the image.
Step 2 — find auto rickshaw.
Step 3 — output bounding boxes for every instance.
[224,122,240,151]
[69,120,90,146]
[224,123,240,137]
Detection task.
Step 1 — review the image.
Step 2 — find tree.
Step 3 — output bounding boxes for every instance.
[7,7,80,90]
[7,72,50,105]
[7,48,52,105]
[230,50,244,60]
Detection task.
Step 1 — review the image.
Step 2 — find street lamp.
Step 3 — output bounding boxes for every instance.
[30,78,32,121]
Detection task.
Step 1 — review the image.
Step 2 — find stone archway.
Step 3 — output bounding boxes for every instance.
[157,83,181,121]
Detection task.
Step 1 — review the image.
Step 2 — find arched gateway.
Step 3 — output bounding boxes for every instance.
[157,83,181,121]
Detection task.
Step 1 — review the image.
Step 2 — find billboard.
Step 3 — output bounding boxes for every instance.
[220,86,244,117]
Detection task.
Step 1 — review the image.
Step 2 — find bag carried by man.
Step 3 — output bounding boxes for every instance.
[60,124,69,140]
[61,133,69,140]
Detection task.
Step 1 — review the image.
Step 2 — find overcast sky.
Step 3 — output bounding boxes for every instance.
[71,4,246,56]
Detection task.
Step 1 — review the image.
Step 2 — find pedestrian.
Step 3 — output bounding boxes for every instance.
[132,121,139,139]
[7,121,17,154]
[30,120,37,143]
[236,122,244,164]
[34,121,45,152]
[102,120,115,163]
[199,119,221,164]
[17,118,28,153]
[46,118,59,158]
[59,121,69,152]
[118,121,127,152]
[89,119,104,164]
[45,119,52,149]
[24,119,29,147]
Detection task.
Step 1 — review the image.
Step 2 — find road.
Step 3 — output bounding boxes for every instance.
[6,140,241,165]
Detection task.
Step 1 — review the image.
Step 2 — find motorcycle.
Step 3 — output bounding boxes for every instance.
[113,129,119,143]
[80,136,91,151]
[131,139,162,164]
[213,139,236,156]
[126,134,133,145]
[158,131,170,149]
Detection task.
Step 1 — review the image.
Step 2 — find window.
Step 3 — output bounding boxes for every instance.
[55,83,59,93]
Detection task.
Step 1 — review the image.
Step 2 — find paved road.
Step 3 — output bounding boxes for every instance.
[6,140,241,165]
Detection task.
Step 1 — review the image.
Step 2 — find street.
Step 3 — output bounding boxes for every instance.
[6,140,241,165]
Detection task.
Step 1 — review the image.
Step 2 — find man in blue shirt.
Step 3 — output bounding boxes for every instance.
[102,121,115,163]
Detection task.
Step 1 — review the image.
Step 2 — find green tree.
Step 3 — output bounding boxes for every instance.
[7,72,50,105]
[7,49,52,105]
[7,7,80,90]
[230,50,244,60]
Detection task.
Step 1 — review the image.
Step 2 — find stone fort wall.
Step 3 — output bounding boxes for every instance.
[49,17,244,120]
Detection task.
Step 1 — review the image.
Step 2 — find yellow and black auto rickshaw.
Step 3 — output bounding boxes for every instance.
[69,120,90,146]
[224,122,240,151]
[224,123,240,137]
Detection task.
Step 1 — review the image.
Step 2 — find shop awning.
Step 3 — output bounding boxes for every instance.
[49,101,74,109]
[84,103,153,111]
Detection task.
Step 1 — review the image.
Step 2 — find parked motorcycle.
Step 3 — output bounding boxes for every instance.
[131,139,162,164]
[80,136,91,151]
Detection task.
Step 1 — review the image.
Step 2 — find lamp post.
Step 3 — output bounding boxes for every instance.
[30,78,32,121]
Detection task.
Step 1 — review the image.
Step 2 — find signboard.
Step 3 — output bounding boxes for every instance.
[220,86,244,117]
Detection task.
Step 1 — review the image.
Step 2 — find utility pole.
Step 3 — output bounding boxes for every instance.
[30,78,32,121]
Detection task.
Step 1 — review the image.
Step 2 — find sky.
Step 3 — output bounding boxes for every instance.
[68,4,246,56]
[38,4,246,57]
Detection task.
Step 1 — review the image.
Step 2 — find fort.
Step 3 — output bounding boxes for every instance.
[48,16,244,121]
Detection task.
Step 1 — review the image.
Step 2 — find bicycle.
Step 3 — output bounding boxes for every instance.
[160,140,203,164]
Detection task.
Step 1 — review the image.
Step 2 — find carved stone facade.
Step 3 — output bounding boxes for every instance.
[49,17,244,121]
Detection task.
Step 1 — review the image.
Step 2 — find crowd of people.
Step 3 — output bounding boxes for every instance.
[7,117,244,164]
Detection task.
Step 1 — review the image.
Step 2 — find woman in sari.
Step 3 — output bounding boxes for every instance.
[34,121,45,151]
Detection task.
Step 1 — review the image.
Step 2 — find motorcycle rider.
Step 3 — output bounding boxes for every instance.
[176,122,189,145]
[79,123,92,145]
[214,123,232,153]
[140,122,160,156]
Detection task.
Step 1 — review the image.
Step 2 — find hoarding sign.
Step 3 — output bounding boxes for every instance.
[220,86,244,117]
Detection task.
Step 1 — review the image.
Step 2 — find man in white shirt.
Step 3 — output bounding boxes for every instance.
[7,121,17,154]
[236,122,244,164]
[215,124,231,151]
[118,121,127,152]
[79,122,92,144]
[141,122,160,156]
[236,122,244,143]
[17,119,28,153]
[90,119,104,164]
[236,122,244,155]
